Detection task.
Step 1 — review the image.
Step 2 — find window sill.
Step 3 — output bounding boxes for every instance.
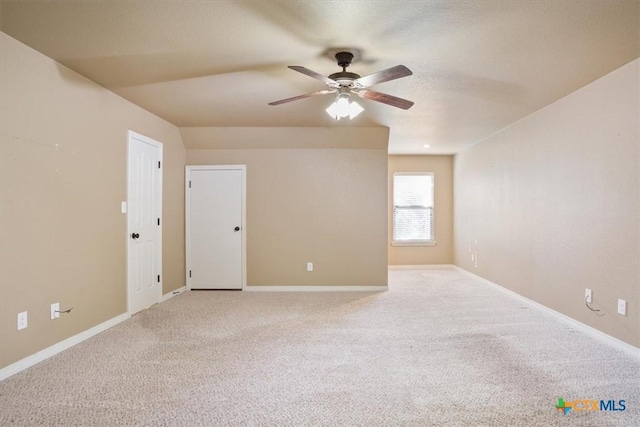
[391,241,437,247]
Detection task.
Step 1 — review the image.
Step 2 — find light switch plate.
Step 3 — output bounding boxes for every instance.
[617,299,627,316]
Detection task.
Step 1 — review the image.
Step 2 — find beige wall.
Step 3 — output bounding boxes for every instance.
[454,59,639,347]
[388,156,454,265]
[184,127,389,287]
[0,33,186,368]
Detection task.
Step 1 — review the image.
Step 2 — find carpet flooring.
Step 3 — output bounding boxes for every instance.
[0,268,639,426]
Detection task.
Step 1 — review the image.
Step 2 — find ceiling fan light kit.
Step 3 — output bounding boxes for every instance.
[326,93,364,120]
[269,51,414,120]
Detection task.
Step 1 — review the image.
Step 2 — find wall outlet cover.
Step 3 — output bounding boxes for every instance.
[51,303,60,320]
[17,311,28,330]
[585,288,592,303]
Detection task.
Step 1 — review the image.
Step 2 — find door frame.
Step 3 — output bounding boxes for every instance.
[127,130,163,314]
[185,165,247,290]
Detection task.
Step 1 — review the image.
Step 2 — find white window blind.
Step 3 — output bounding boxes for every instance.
[393,173,434,243]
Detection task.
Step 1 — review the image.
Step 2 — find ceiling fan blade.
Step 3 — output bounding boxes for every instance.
[268,89,336,106]
[356,89,414,110]
[355,65,413,88]
[288,66,338,86]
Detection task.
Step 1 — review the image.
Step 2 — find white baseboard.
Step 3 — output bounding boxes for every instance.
[1,285,188,382]
[0,312,130,381]
[388,264,456,270]
[162,285,186,302]
[453,266,640,358]
[245,285,388,292]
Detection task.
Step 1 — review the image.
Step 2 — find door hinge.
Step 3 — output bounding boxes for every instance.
[157,275,160,283]
[158,161,161,169]
[189,270,192,278]
[157,218,160,226]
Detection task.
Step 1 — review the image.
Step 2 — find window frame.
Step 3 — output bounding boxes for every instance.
[392,172,436,246]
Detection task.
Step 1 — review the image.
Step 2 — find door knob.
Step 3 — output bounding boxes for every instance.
[234,226,240,232]
[131,233,140,239]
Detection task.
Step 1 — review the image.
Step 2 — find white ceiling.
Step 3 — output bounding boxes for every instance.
[1,0,638,154]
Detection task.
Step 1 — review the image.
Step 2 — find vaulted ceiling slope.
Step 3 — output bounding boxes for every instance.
[1,0,638,154]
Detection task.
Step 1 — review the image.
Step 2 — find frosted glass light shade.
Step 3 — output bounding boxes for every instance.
[326,94,363,120]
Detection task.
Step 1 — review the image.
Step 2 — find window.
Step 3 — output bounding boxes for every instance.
[393,173,434,244]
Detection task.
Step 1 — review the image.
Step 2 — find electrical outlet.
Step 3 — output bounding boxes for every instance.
[585,288,592,303]
[51,303,60,320]
[617,299,627,316]
[17,311,28,330]
[307,262,313,272]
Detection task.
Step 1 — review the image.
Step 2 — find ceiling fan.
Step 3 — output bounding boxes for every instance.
[268,51,414,119]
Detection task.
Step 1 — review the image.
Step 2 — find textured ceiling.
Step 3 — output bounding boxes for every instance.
[1,0,638,154]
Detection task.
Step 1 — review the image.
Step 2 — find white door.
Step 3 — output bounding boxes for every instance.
[127,131,162,314]
[186,166,245,290]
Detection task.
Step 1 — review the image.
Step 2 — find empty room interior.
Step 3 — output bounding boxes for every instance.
[1,1,639,425]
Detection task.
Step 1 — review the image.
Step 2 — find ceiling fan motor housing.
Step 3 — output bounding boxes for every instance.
[329,71,361,84]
